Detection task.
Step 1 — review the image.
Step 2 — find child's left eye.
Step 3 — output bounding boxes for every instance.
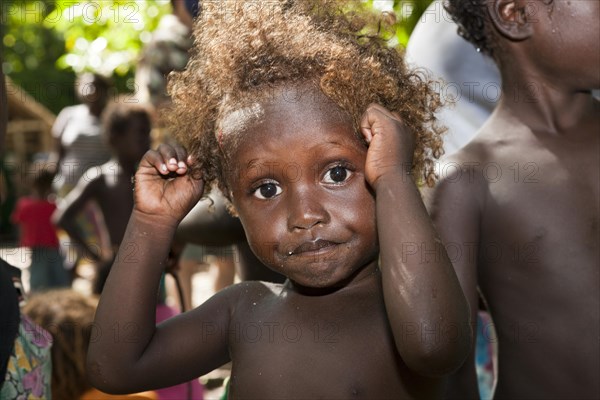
[323,166,351,184]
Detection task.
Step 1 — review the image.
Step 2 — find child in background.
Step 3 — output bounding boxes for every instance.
[23,289,157,399]
[424,0,599,398]
[11,164,69,291]
[406,2,500,397]
[53,99,152,293]
[88,2,470,399]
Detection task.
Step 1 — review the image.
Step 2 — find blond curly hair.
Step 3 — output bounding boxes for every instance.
[167,0,445,193]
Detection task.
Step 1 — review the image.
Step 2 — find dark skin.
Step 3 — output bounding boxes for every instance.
[53,116,151,261]
[423,0,600,398]
[175,191,286,283]
[87,85,470,398]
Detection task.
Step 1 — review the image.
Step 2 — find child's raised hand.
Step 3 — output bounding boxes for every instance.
[134,144,205,226]
[360,104,415,188]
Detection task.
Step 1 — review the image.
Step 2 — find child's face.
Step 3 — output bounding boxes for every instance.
[530,0,599,88]
[112,115,151,162]
[225,87,379,289]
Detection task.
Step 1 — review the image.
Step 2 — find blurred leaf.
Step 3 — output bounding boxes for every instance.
[2,0,170,113]
[2,0,432,114]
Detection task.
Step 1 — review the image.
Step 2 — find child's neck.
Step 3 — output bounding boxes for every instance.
[285,260,380,296]
[499,66,598,136]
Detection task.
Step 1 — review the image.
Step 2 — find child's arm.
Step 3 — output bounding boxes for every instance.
[52,176,105,261]
[361,104,472,377]
[49,108,72,166]
[422,158,483,398]
[87,145,232,394]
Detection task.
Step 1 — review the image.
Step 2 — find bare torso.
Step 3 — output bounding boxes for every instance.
[453,108,599,398]
[225,276,444,399]
[93,162,135,247]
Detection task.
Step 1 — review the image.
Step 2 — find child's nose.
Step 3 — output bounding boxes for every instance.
[286,187,330,231]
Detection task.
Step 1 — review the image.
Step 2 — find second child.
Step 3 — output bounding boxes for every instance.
[53,100,152,292]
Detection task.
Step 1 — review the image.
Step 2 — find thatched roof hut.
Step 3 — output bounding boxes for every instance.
[4,76,56,163]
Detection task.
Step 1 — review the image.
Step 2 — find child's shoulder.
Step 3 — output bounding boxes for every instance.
[71,161,116,188]
[224,280,285,303]
[425,131,497,213]
[204,280,284,305]
[84,161,126,189]
[98,161,121,176]
[442,110,531,175]
[202,280,286,322]
[15,196,34,207]
[14,196,54,211]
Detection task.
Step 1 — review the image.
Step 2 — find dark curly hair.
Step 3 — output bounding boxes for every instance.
[167,0,445,196]
[444,0,497,57]
[444,0,555,59]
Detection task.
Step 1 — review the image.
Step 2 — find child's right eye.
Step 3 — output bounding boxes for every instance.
[253,182,282,199]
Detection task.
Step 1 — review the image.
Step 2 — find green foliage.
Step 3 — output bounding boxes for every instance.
[2,0,170,114]
[2,1,73,113]
[47,0,170,77]
[2,0,432,115]
[363,0,433,47]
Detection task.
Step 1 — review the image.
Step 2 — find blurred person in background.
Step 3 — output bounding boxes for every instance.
[11,162,69,292]
[53,99,152,294]
[51,72,113,197]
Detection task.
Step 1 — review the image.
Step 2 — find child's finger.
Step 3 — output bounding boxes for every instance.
[172,145,189,174]
[157,144,181,172]
[172,144,188,160]
[143,149,170,175]
[368,103,400,120]
[360,104,404,143]
[360,105,384,143]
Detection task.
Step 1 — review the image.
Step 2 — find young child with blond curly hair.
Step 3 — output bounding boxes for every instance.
[88,1,471,398]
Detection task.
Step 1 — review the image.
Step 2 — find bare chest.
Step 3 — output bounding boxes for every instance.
[226,291,441,399]
[479,144,599,268]
[95,177,135,245]
[476,145,599,366]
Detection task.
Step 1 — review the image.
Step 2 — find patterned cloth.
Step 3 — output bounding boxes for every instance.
[0,315,52,400]
[476,311,497,400]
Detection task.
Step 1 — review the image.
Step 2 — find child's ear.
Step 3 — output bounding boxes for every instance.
[487,0,533,41]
